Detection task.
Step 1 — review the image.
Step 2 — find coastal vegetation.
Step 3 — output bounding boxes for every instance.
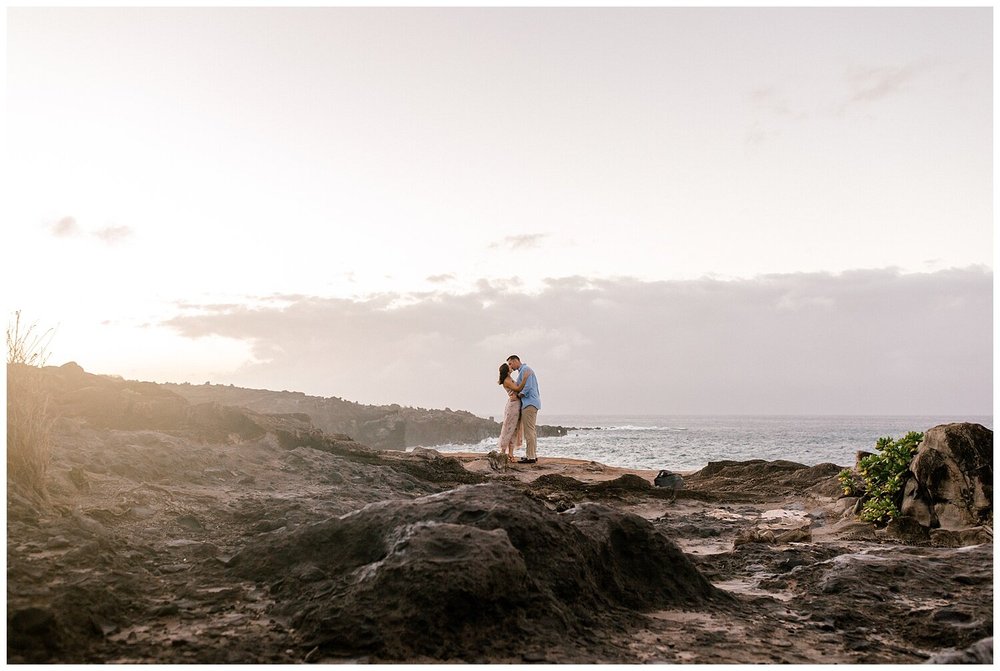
[6,311,56,502]
[839,431,924,524]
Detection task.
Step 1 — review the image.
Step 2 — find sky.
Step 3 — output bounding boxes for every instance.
[3,6,994,417]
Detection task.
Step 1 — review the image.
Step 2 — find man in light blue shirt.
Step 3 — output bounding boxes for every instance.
[506,355,540,464]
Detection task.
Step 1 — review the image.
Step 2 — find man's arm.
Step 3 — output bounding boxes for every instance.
[511,369,531,393]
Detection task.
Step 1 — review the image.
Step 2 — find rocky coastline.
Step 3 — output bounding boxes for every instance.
[6,363,993,663]
[161,378,573,449]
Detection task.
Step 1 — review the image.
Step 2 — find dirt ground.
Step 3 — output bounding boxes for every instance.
[7,428,993,663]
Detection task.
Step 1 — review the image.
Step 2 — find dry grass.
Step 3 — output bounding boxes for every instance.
[7,365,54,501]
[7,311,57,502]
[7,310,54,367]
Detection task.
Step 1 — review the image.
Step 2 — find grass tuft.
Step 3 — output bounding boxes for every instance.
[7,311,57,502]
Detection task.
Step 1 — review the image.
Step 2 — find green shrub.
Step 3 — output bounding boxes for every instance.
[837,468,863,497]
[847,431,923,525]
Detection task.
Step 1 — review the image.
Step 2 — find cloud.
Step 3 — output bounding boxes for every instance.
[92,225,134,244]
[744,86,811,147]
[489,234,548,251]
[745,121,780,148]
[845,63,921,105]
[49,216,134,245]
[50,216,81,237]
[162,267,992,417]
[747,60,926,141]
[426,273,455,284]
[268,293,309,302]
[747,87,796,117]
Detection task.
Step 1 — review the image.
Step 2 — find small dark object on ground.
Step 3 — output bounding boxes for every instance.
[654,470,684,501]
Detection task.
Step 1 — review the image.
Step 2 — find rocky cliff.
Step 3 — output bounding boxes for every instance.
[12,362,572,453]
[161,380,569,450]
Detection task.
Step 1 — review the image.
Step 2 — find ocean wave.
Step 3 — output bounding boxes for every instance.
[418,415,990,472]
[595,425,687,432]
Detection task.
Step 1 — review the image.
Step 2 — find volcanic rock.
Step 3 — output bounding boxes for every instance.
[161,383,502,449]
[162,380,571,450]
[26,363,190,431]
[8,607,59,651]
[686,460,844,498]
[884,516,931,544]
[7,364,993,664]
[901,423,993,530]
[230,483,727,660]
[926,637,993,664]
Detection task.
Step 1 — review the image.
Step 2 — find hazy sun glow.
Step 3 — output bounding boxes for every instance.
[3,7,992,415]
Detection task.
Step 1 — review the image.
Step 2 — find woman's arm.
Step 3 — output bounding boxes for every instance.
[504,370,531,393]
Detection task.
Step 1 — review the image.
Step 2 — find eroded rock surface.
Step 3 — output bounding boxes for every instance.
[926,636,993,664]
[901,423,993,530]
[231,484,726,661]
[684,460,844,499]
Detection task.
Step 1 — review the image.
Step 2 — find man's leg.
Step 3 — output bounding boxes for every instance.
[522,406,538,460]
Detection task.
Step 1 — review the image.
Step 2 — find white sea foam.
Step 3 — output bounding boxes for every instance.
[598,425,688,432]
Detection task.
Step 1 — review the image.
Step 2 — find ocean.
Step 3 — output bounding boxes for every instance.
[425,414,994,472]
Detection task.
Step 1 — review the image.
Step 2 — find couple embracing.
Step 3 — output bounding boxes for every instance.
[497,355,541,465]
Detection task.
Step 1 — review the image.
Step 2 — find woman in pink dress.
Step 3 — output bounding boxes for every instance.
[497,362,528,463]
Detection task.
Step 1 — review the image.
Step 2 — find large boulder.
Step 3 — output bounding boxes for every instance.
[230,483,727,661]
[900,423,992,530]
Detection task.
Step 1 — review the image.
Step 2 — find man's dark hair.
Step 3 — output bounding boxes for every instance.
[506,355,520,363]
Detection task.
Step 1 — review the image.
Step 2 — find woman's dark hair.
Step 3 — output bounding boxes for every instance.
[498,363,510,385]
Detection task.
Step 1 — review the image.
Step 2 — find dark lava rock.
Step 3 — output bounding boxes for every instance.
[901,423,993,531]
[8,607,59,651]
[926,636,993,664]
[530,473,588,492]
[789,543,992,652]
[686,460,845,498]
[230,483,727,661]
[884,516,931,544]
[929,527,993,548]
[589,473,653,494]
[530,473,654,499]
